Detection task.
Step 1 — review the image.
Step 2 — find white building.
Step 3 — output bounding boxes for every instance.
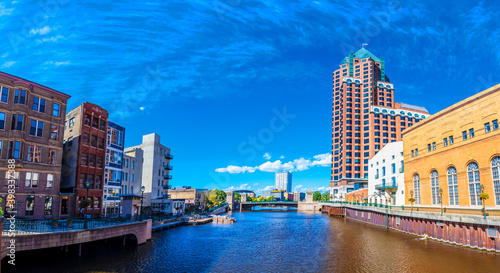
[103,121,125,217]
[125,133,173,214]
[275,171,292,192]
[122,149,143,195]
[368,141,405,206]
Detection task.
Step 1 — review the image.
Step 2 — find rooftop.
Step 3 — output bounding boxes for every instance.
[340,48,381,65]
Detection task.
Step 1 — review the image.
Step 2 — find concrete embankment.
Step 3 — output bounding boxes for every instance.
[322,204,500,252]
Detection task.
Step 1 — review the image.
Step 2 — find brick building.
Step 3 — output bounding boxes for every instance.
[0,71,70,219]
[403,83,500,214]
[61,102,108,218]
[331,48,429,196]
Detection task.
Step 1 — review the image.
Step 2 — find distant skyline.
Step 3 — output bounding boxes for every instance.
[1,1,499,193]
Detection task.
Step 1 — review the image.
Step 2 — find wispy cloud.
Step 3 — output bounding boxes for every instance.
[215,153,331,173]
[30,26,52,35]
[263,153,271,160]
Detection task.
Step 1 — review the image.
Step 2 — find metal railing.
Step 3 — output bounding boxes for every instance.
[2,217,143,235]
[164,165,173,170]
[164,174,172,179]
[165,154,173,159]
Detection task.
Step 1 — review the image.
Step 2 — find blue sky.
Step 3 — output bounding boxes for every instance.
[1,0,499,194]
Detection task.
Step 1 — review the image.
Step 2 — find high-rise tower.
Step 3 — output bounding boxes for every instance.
[331,48,429,195]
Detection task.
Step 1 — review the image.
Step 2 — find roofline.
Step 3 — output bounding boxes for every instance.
[0,71,71,99]
[403,83,500,135]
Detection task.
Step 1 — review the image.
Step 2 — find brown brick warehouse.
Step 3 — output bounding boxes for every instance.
[0,72,70,219]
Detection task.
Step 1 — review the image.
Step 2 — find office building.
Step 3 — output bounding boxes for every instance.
[61,102,108,218]
[0,72,70,219]
[275,171,292,192]
[102,121,125,217]
[331,48,429,193]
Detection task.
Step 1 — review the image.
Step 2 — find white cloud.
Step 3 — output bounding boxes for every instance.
[280,155,284,159]
[44,61,71,66]
[263,153,271,160]
[30,26,52,35]
[224,183,251,191]
[0,3,13,16]
[36,35,64,44]
[215,153,332,174]
[1,61,15,68]
[263,185,274,191]
[253,183,259,186]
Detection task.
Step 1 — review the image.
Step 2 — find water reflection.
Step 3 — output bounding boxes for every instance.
[3,211,500,272]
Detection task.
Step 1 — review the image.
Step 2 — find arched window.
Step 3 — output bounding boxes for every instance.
[391,163,396,174]
[414,174,421,205]
[431,171,439,205]
[448,167,459,205]
[408,113,413,117]
[415,114,420,118]
[468,162,481,206]
[374,108,380,112]
[390,111,395,115]
[492,157,500,205]
[382,109,388,113]
[400,111,405,115]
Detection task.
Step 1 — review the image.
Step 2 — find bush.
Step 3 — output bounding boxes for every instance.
[408,197,416,203]
[79,199,92,209]
[479,192,489,200]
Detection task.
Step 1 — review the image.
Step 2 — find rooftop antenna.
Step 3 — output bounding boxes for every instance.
[362,43,368,48]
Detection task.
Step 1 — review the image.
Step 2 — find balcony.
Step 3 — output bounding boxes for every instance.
[165,154,173,160]
[375,183,397,191]
[164,165,173,170]
[163,184,171,189]
[164,174,172,180]
[106,196,121,201]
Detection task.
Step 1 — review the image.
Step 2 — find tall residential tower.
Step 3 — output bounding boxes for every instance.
[275,171,292,192]
[331,48,429,195]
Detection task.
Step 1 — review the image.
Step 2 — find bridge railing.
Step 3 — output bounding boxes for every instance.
[243,201,298,203]
[2,217,143,235]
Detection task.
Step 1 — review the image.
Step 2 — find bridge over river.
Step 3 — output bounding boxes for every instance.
[240,201,298,210]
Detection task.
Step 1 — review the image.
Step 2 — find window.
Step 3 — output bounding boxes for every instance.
[97,156,103,168]
[8,141,21,159]
[81,153,88,166]
[98,137,104,149]
[53,103,60,117]
[467,162,481,206]
[50,125,58,140]
[11,114,24,130]
[462,131,467,140]
[449,136,454,145]
[443,138,448,147]
[391,163,396,174]
[27,145,42,163]
[0,140,2,156]
[82,133,89,145]
[413,174,421,205]
[84,114,91,126]
[25,172,39,188]
[485,123,491,133]
[14,89,26,104]
[469,128,474,139]
[92,117,99,128]
[1,87,8,103]
[493,120,499,131]
[48,149,56,165]
[428,144,431,152]
[492,157,500,205]
[5,171,19,187]
[431,171,439,205]
[100,119,106,131]
[69,117,75,127]
[91,135,97,147]
[30,120,43,137]
[0,112,5,129]
[432,142,436,151]
[44,196,53,215]
[47,174,54,188]
[25,196,34,216]
[415,149,418,156]
[382,167,386,176]
[89,154,95,167]
[32,96,46,113]
[131,174,134,182]
[411,150,414,157]
[448,167,458,205]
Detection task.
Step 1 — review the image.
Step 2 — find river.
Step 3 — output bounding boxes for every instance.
[4,211,500,272]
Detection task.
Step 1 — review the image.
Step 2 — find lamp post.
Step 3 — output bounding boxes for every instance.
[439,188,443,216]
[140,186,145,221]
[84,180,91,229]
[410,190,414,212]
[480,184,486,219]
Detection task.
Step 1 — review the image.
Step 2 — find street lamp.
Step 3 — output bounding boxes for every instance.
[439,188,443,216]
[410,190,414,212]
[480,184,486,219]
[140,186,145,221]
[84,180,91,229]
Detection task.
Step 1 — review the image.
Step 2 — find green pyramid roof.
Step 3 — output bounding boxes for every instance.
[339,48,381,65]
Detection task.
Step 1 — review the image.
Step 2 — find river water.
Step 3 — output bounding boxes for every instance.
[4,211,500,272]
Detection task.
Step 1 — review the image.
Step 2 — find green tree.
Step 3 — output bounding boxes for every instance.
[266,196,274,201]
[257,196,265,201]
[313,191,321,201]
[321,192,330,201]
[234,193,241,201]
